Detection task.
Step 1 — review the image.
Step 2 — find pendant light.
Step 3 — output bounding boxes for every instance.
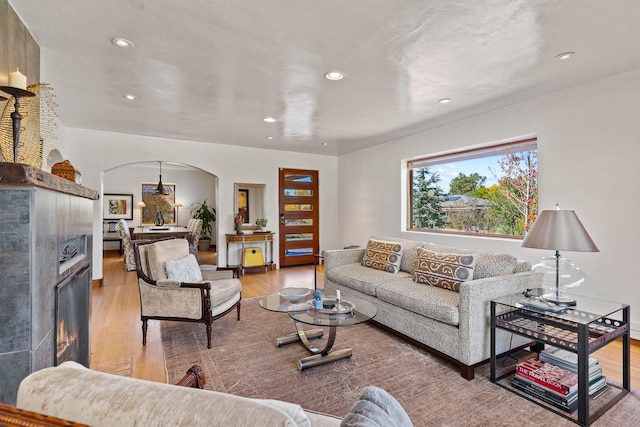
[155,161,168,195]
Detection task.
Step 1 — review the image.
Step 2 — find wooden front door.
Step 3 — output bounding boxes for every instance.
[278,168,319,267]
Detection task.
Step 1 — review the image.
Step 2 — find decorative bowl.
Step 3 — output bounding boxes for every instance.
[278,287,311,302]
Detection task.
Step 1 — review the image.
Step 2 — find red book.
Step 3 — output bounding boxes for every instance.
[515,358,578,395]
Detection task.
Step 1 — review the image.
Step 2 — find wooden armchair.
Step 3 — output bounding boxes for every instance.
[133,238,241,348]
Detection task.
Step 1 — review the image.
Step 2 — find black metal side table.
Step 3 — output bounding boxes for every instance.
[490,289,630,426]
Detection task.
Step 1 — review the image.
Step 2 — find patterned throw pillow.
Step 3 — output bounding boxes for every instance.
[413,247,477,292]
[361,239,403,273]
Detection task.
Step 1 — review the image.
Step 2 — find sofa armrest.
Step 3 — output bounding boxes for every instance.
[323,248,365,271]
[457,272,539,365]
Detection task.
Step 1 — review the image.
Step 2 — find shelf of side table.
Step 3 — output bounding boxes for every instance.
[490,290,630,426]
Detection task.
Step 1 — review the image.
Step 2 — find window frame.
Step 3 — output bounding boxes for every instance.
[406,138,538,239]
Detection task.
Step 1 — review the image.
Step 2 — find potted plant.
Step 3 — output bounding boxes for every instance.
[190,199,216,251]
[255,218,267,230]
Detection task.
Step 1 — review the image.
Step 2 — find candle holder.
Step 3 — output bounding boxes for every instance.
[0,86,36,163]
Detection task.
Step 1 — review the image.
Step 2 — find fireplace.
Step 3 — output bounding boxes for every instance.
[0,164,97,405]
[55,238,91,367]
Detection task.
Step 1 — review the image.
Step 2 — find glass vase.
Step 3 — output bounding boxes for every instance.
[532,256,585,306]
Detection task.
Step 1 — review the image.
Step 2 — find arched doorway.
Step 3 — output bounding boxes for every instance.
[101,161,219,274]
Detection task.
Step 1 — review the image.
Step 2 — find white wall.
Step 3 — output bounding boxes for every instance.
[102,164,217,250]
[337,69,640,338]
[60,128,339,281]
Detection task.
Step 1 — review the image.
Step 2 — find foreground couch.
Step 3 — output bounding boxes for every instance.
[324,235,536,379]
[17,362,341,426]
[17,362,413,427]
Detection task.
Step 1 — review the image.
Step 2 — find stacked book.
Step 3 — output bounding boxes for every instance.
[512,348,607,413]
[539,347,608,398]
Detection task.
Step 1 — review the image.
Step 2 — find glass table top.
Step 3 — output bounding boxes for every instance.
[493,288,628,325]
[259,293,377,327]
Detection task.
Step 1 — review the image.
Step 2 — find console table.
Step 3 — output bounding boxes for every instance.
[226,232,274,274]
[490,289,630,426]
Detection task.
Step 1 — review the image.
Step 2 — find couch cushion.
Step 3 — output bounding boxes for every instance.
[422,242,517,279]
[377,277,460,325]
[413,247,477,292]
[371,235,422,274]
[361,239,403,273]
[327,263,412,296]
[165,254,203,283]
[474,253,518,279]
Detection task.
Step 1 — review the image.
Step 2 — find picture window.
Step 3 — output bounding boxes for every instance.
[407,138,538,238]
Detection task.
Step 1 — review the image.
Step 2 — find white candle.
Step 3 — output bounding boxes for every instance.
[336,290,340,300]
[9,68,27,90]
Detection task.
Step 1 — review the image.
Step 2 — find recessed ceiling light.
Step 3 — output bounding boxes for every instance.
[263,117,276,123]
[123,94,137,101]
[556,52,575,60]
[266,136,274,140]
[111,38,134,48]
[324,71,345,81]
[439,98,451,104]
[322,142,328,146]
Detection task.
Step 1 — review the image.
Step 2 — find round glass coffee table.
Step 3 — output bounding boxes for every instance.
[259,292,377,370]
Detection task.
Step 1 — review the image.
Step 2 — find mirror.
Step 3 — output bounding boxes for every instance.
[234,183,265,227]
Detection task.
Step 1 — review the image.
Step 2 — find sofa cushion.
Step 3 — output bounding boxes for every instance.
[371,235,422,274]
[165,254,203,283]
[377,277,460,325]
[474,253,518,279]
[341,385,412,427]
[422,243,517,279]
[413,248,477,292]
[327,263,412,296]
[361,239,403,273]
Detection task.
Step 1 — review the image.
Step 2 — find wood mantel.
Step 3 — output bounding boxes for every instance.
[0,163,98,200]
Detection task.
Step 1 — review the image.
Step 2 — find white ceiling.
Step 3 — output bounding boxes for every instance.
[8,0,640,156]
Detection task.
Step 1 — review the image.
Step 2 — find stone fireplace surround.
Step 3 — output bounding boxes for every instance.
[0,163,98,405]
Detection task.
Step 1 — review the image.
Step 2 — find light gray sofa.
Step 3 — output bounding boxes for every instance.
[17,362,342,427]
[323,235,536,380]
[17,362,412,427]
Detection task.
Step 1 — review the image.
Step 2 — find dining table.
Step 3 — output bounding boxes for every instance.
[132,225,191,240]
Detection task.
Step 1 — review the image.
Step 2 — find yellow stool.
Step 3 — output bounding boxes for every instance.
[242,247,265,274]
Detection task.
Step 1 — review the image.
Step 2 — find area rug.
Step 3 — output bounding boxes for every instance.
[161,298,639,426]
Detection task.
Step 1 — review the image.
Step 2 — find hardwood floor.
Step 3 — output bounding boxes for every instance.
[91,250,321,382]
[92,250,639,387]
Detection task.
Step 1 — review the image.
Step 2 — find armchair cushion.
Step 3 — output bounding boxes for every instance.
[147,239,191,280]
[166,254,203,283]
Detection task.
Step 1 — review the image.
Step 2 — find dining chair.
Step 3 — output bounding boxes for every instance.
[118,219,136,271]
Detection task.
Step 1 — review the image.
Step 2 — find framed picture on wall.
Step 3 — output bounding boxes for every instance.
[141,183,176,224]
[237,188,249,223]
[103,193,134,220]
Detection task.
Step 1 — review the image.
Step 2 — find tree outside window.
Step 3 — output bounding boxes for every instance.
[408,139,537,238]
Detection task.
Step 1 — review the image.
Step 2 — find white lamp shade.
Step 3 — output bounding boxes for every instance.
[521,209,598,252]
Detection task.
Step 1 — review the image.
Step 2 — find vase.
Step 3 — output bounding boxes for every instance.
[532,256,585,305]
